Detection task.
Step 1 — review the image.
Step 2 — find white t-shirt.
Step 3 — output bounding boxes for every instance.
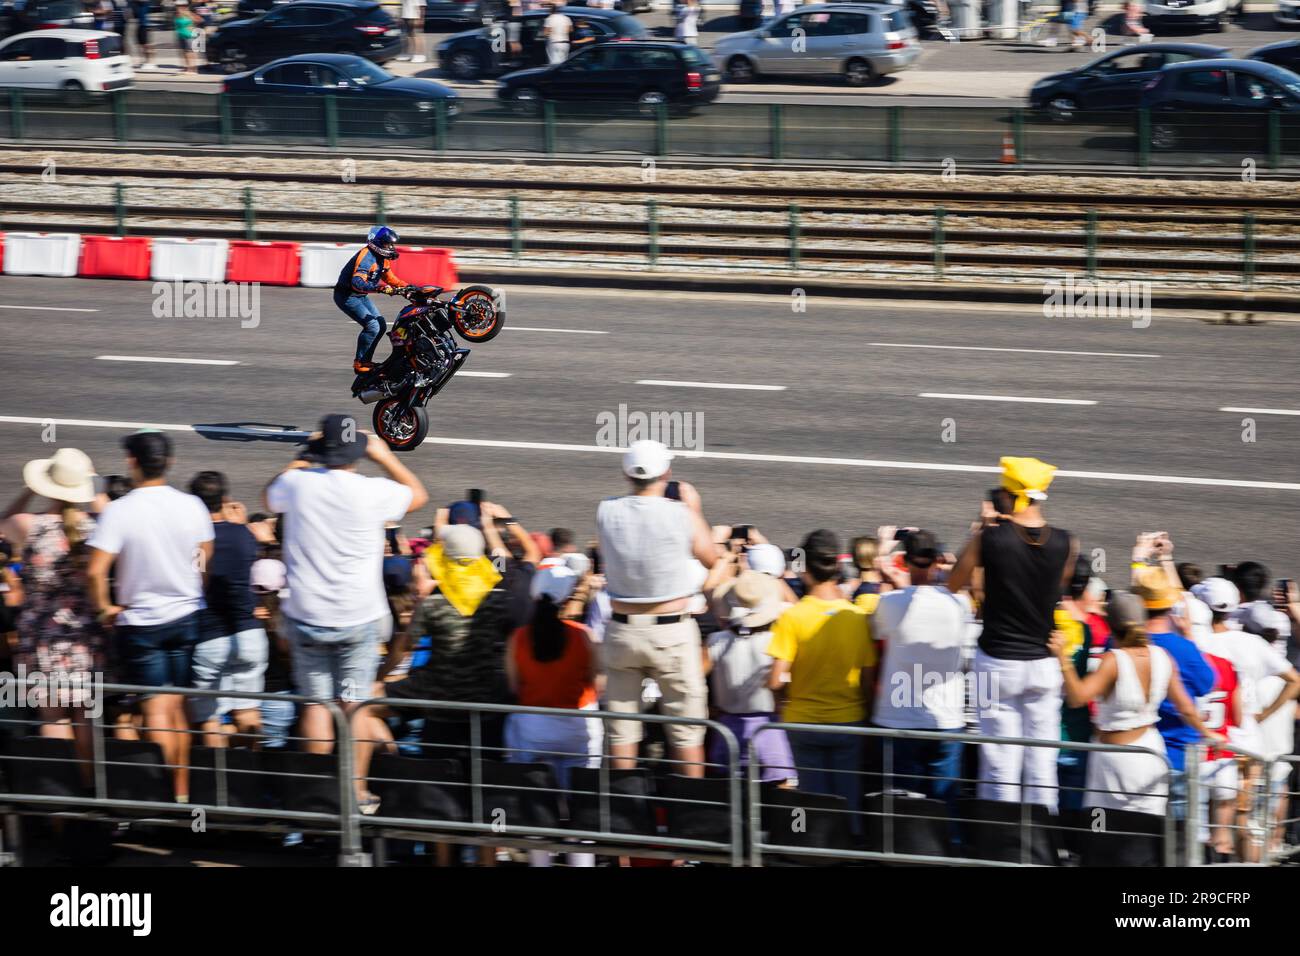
[871,585,970,730]
[401,0,423,20]
[87,485,214,628]
[1198,626,1293,754]
[706,626,778,714]
[544,12,571,41]
[266,467,412,628]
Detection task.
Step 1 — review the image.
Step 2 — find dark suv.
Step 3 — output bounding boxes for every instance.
[437,6,645,80]
[498,41,721,114]
[208,0,402,74]
[0,0,91,37]
[1140,58,1300,152]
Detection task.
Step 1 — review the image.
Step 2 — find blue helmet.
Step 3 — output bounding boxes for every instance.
[367,225,400,261]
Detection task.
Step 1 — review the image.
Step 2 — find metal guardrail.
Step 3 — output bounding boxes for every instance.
[3,89,1299,171]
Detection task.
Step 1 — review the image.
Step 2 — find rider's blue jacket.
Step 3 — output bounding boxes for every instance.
[334,246,402,297]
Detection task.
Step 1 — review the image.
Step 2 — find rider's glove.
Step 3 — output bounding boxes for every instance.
[379,285,395,296]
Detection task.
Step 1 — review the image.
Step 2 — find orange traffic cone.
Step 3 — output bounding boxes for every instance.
[1000,130,1017,164]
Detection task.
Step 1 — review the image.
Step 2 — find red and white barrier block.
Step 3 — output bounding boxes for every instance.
[150,237,229,283]
[79,235,152,280]
[3,232,81,277]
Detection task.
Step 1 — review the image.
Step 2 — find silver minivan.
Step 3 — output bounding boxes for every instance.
[712,3,919,86]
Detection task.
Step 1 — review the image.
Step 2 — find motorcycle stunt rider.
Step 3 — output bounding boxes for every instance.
[336,225,408,375]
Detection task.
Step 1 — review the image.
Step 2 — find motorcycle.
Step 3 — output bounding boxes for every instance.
[351,283,505,451]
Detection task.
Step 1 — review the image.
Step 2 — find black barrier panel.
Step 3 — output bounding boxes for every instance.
[226,93,328,147]
[901,105,1010,164]
[9,90,115,143]
[121,89,221,145]
[667,101,771,159]
[783,103,890,163]
[334,94,439,149]
[1020,109,1140,166]
[1147,109,1295,168]
[551,101,658,156]
[447,96,549,154]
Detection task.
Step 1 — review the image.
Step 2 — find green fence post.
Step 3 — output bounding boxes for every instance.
[889,105,902,164]
[1085,208,1097,279]
[324,94,339,149]
[1243,212,1255,289]
[647,198,658,268]
[243,186,256,240]
[655,102,668,158]
[510,193,522,260]
[788,203,800,270]
[375,189,386,225]
[543,100,555,156]
[112,90,127,143]
[434,99,448,154]
[769,103,783,162]
[1137,108,1150,169]
[219,93,232,147]
[114,183,126,237]
[1012,108,1024,167]
[10,89,23,141]
[933,206,945,279]
[1268,111,1281,172]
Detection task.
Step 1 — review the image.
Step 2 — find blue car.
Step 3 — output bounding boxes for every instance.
[223,53,459,137]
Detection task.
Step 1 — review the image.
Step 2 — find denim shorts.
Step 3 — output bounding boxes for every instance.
[284,615,382,704]
[190,627,270,722]
[115,611,201,689]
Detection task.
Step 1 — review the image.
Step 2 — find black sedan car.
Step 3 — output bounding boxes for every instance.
[497,40,720,114]
[1028,42,1228,122]
[208,0,402,74]
[222,53,459,136]
[1140,58,1300,152]
[437,5,645,80]
[1248,40,1300,74]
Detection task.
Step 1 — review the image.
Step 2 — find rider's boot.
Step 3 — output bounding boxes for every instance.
[353,359,374,375]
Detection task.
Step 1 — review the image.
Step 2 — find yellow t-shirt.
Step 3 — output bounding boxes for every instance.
[767,595,877,725]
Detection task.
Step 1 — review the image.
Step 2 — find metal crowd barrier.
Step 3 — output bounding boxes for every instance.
[748,723,1178,867]
[1185,740,1276,867]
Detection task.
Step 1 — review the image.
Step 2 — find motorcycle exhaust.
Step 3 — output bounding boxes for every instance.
[356,387,388,405]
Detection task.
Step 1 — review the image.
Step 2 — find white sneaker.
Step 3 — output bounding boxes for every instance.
[396,54,412,61]
[411,54,427,63]
[139,62,158,71]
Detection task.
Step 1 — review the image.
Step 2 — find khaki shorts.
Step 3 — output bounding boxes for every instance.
[602,616,706,749]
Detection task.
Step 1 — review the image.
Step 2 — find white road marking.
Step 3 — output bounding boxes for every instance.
[97,355,239,366]
[1,415,1297,492]
[1220,406,1300,417]
[872,342,1160,359]
[635,379,787,391]
[919,392,1097,406]
[0,304,98,312]
[457,371,512,378]
[509,326,608,335]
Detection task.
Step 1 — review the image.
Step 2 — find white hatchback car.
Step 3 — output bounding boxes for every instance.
[0,29,134,93]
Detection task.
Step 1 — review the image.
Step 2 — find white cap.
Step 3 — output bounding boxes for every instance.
[1192,577,1240,613]
[439,523,486,561]
[1239,601,1290,639]
[563,551,591,577]
[622,439,673,480]
[530,564,579,605]
[745,543,786,577]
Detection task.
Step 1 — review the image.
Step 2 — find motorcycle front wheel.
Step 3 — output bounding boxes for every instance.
[451,285,505,343]
[373,399,429,452]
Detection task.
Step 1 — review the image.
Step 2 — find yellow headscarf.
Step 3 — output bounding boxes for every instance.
[424,542,502,617]
[999,456,1057,513]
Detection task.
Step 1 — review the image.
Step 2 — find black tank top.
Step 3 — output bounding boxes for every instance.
[978,521,1071,661]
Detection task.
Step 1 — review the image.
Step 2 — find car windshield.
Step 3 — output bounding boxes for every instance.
[680,45,709,68]
[340,59,392,86]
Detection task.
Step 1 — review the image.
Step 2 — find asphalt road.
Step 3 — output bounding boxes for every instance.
[1,277,1298,579]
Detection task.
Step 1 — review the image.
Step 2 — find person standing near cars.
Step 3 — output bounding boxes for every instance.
[399,0,426,63]
[544,2,571,64]
[174,2,199,75]
[675,0,699,44]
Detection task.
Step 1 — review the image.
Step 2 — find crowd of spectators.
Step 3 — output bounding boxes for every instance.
[3,420,1300,865]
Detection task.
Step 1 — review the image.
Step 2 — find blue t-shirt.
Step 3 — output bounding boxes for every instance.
[1148,630,1216,772]
[198,522,259,641]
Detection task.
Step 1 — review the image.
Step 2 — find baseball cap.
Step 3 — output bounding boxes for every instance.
[530,564,579,605]
[1239,602,1290,639]
[447,500,482,529]
[1106,590,1147,637]
[250,557,287,594]
[440,523,486,561]
[622,440,673,480]
[1192,577,1240,614]
[300,414,365,468]
[745,543,786,577]
[562,551,591,577]
[1134,565,1179,611]
[903,529,941,568]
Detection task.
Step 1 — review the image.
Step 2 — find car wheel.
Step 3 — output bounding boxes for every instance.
[844,57,876,87]
[726,55,755,83]
[511,86,542,116]
[637,89,667,116]
[61,80,88,107]
[448,49,481,80]
[241,106,271,134]
[381,109,414,136]
[1048,95,1077,123]
[1212,13,1225,30]
[218,44,248,74]
[1151,122,1178,150]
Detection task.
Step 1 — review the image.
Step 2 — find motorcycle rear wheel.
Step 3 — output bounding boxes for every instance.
[373,399,429,452]
[451,285,505,343]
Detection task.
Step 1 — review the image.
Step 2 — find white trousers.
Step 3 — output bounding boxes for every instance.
[974,649,1064,812]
